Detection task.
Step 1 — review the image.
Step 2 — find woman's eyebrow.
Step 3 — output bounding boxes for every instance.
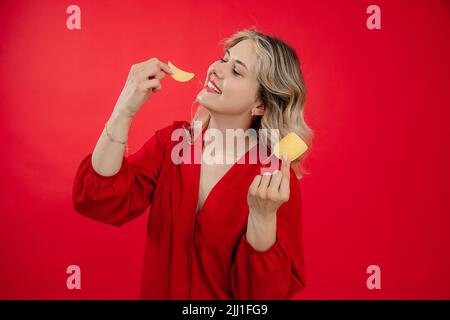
[225,49,248,70]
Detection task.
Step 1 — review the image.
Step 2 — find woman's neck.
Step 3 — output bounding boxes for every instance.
[205,114,256,163]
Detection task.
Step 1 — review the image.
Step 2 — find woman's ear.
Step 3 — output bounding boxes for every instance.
[251,103,265,116]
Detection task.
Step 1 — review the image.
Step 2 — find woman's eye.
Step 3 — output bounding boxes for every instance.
[219,58,240,76]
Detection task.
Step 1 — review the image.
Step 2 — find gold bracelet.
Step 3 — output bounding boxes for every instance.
[105,121,127,145]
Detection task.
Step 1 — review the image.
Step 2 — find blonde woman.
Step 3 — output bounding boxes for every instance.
[73,28,313,300]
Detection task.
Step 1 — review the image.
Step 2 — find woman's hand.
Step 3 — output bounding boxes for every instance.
[114,58,174,118]
[247,154,291,219]
[245,154,291,251]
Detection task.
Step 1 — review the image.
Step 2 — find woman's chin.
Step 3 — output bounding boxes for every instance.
[198,102,214,113]
[197,91,219,111]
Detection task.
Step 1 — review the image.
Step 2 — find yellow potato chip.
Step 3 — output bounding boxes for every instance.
[273,132,308,161]
[168,61,195,82]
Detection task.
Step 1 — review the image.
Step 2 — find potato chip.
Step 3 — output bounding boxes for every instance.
[168,61,195,82]
[273,132,308,161]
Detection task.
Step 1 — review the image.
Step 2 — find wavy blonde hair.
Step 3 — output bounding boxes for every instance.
[190,27,314,178]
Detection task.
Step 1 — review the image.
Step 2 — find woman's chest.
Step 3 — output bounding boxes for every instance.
[194,163,257,244]
[152,153,259,250]
[197,162,234,212]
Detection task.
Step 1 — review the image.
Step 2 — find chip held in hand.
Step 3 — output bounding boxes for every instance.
[168,61,195,82]
[273,132,308,161]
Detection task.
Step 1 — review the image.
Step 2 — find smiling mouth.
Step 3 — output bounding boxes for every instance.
[205,80,222,94]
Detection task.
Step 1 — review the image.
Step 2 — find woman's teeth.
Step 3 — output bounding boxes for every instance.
[207,81,221,94]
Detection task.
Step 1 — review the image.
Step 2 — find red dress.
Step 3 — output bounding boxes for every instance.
[72,120,306,299]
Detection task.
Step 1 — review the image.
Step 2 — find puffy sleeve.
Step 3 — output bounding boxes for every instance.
[230,170,306,299]
[72,122,177,227]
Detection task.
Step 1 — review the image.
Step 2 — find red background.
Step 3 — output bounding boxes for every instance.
[0,0,449,299]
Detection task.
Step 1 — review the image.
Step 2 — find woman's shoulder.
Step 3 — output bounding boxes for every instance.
[170,120,191,129]
[154,120,190,137]
[158,119,190,131]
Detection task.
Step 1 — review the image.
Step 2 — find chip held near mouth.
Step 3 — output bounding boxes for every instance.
[168,61,195,82]
[273,132,308,162]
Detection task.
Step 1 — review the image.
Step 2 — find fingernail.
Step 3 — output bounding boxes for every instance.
[283,153,288,161]
[272,169,280,175]
[262,171,272,176]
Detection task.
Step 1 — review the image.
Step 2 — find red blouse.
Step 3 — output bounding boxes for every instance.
[72,120,306,299]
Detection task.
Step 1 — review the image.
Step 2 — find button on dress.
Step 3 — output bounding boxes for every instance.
[72,120,306,299]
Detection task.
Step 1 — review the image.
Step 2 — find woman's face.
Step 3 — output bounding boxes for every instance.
[197,39,263,117]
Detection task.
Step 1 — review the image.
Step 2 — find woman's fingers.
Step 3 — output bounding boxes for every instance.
[258,173,272,198]
[249,174,262,196]
[139,78,161,92]
[135,58,173,74]
[149,70,167,80]
[249,153,291,204]
[137,59,172,82]
[138,65,164,81]
[267,170,282,199]
[115,57,173,117]
[158,60,174,74]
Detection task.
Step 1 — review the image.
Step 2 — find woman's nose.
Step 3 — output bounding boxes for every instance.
[212,63,225,79]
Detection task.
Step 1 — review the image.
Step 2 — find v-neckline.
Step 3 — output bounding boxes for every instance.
[194,127,258,215]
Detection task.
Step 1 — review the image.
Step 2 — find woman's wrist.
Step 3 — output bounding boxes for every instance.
[246,210,277,252]
[111,104,135,120]
[107,110,133,143]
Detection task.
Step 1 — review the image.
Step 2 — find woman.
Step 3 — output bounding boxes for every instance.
[72,28,314,300]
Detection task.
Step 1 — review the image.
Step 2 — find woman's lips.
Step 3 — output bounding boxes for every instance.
[205,85,220,94]
[209,79,222,93]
